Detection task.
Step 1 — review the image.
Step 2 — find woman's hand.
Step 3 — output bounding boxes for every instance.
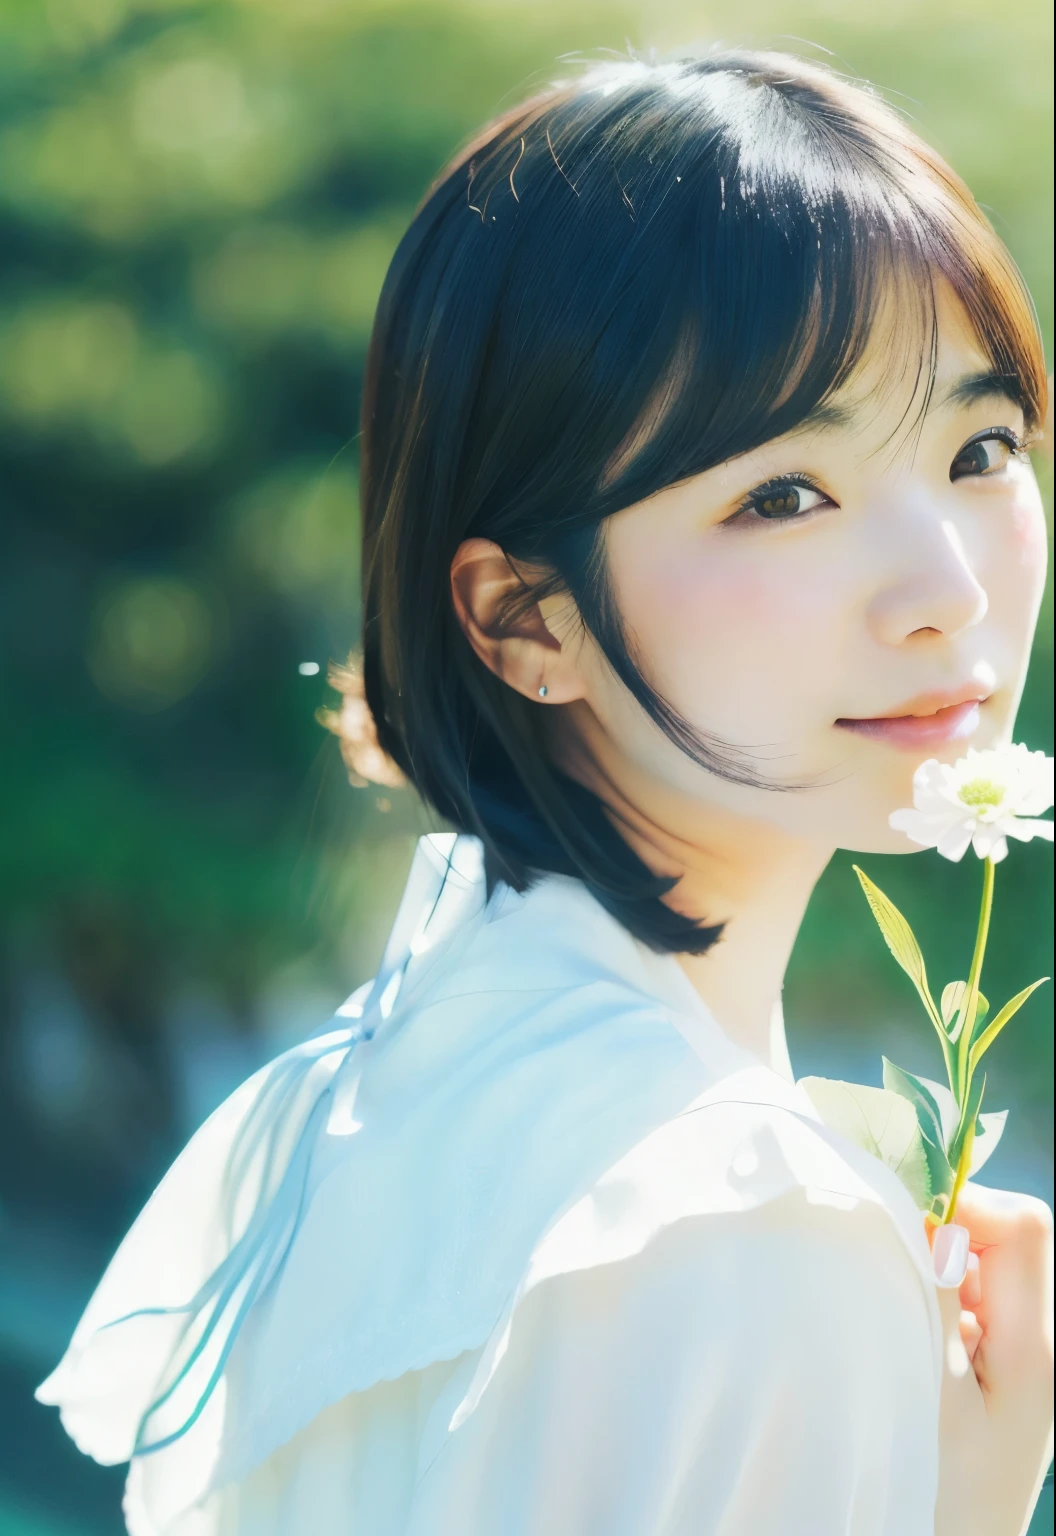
[933,1182,1054,1536]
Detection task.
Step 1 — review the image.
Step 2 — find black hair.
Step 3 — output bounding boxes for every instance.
[359,51,1046,953]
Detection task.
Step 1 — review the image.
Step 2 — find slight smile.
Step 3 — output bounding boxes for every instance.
[835,690,990,752]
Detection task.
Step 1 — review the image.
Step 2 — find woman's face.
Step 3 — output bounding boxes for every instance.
[554,288,1048,855]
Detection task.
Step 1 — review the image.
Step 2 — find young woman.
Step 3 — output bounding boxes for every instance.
[39,50,1052,1536]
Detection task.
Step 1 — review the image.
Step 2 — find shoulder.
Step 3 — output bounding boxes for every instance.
[418,1191,940,1536]
[448,1053,944,1429]
[476,1186,937,1411]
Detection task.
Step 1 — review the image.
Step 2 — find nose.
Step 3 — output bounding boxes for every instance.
[866,511,988,646]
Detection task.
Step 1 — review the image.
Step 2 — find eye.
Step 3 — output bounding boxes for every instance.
[950,427,1022,481]
[728,475,834,525]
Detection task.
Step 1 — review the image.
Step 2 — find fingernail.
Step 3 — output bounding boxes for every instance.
[933,1223,970,1288]
[966,1251,980,1276]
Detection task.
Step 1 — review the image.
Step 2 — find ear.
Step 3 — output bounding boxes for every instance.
[449,539,586,704]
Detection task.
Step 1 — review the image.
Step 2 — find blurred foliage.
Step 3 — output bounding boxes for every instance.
[0,1,1051,1530]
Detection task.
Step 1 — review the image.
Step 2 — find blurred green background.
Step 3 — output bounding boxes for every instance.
[0,0,1050,1530]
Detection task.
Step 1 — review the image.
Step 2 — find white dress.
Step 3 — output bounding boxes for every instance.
[37,834,943,1535]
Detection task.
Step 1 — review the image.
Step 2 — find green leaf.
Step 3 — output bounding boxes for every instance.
[881,1058,955,1198]
[901,1070,1007,1176]
[968,978,1050,1076]
[853,867,943,1035]
[940,980,989,1042]
[800,1076,932,1210]
[910,1072,959,1144]
[940,981,963,1028]
[882,1057,944,1141]
[969,1109,1008,1175]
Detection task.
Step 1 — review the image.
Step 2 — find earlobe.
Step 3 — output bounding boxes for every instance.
[449,538,585,704]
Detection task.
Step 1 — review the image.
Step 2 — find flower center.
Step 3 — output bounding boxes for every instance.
[957,777,1006,810]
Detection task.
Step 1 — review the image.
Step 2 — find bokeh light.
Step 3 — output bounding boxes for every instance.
[87,577,216,709]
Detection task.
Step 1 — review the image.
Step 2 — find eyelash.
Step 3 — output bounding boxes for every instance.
[949,425,1026,480]
[982,426,1023,450]
[724,472,834,528]
[724,426,1028,530]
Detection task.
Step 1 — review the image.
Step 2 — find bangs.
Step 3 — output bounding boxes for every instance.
[424,51,1047,559]
[558,59,1048,510]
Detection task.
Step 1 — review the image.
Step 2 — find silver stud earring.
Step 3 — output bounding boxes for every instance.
[538,684,548,699]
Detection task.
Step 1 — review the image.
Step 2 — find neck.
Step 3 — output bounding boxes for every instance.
[671,836,827,1081]
[555,717,832,1079]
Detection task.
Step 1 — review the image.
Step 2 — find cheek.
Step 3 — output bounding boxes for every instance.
[985,482,1049,613]
[1008,486,1049,571]
[617,539,841,721]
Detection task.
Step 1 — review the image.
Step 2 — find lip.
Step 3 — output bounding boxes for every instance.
[835,689,990,752]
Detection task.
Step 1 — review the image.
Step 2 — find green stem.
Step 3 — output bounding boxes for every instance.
[953,856,995,1101]
[944,856,996,1226]
[946,1120,977,1227]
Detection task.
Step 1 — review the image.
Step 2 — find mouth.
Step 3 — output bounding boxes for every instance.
[835,689,990,752]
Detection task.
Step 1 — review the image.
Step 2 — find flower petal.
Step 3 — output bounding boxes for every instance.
[911,759,962,816]
[935,820,975,862]
[1002,817,1054,843]
[972,827,1008,862]
[888,806,968,848]
[887,810,924,839]
[898,747,1053,858]
[1015,768,1055,816]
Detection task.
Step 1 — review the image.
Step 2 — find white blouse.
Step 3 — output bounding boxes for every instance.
[38,835,943,1536]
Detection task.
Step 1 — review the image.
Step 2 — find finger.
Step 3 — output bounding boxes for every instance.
[959,1308,983,1364]
[935,1286,977,1391]
[951,1183,1054,1251]
[954,1189,1054,1396]
[959,1250,982,1312]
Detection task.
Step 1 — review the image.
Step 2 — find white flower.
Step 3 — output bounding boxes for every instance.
[890,744,1054,862]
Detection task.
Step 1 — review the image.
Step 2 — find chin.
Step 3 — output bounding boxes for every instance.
[823,788,935,858]
[840,826,930,858]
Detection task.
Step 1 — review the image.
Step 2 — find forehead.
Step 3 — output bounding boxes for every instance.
[810,279,1011,439]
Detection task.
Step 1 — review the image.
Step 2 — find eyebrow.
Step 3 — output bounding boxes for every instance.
[797,400,853,431]
[786,368,1024,439]
[940,370,1025,412]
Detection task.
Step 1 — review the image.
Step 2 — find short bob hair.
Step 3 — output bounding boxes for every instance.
[359,50,1047,953]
